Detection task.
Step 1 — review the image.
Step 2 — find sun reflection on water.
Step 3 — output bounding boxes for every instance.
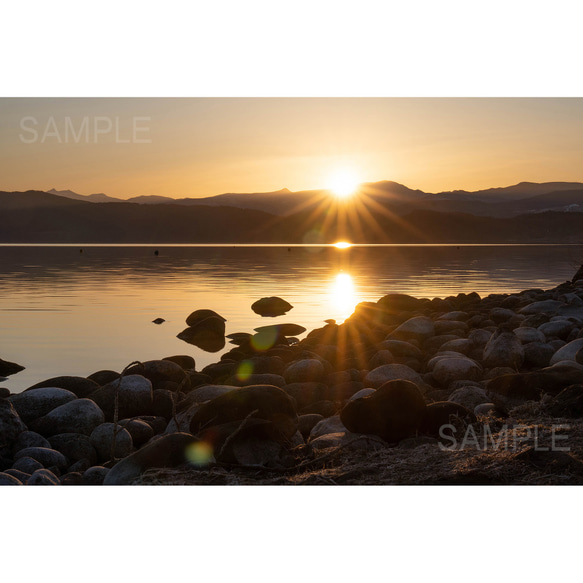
[330,271,358,322]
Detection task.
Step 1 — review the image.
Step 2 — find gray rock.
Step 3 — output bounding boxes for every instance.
[550,338,583,365]
[391,316,435,341]
[12,456,43,474]
[164,404,200,434]
[3,469,29,482]
[519,300,564,315]
[439,339,473,355]
[432,357,482,387]
[9,387,77,423]
[30,398,105,437]
[468,328,492,348]
[348,388,376,401]
[90,423,133,462]
[83,466,110,485]
[0,400,27,451]
[297,414,324,439]
[14,447,68,471]
[48,433,98,466]
[284,359,326,383]
[448,386,490,410]
[13,430,51,453]
[309,415,347,440]
[514,327,546,344]
[104,432,199,485]
[27,469,60,485]
[186,385,239,404]
[367,350,395,369]
[0,472,23,485]
[118,419,154,447]
[437,311,469,321]
[434,320,468,335]
[538,319,573,340]
[364,364,425,390]
[25,376,99,398]
[483,330,524,369]
[523,342,555,369]
[89,374,153,420]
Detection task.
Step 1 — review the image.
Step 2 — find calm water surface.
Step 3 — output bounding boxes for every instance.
[1,244,581,393]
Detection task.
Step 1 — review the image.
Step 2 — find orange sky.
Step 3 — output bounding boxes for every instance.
[3,97,583,198]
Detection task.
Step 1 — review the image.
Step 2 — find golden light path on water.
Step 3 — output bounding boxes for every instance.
[330,271,358,322]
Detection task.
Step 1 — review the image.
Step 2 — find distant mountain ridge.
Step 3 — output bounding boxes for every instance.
[45,180,583,218]
[3,186,583,243]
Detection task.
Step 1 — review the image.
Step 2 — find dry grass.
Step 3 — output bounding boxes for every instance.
[134,401,583,485]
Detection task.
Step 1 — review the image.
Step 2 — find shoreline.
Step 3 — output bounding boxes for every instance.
[4,271,583,485]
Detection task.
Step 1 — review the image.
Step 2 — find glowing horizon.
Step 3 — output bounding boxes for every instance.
[3,98,583,199]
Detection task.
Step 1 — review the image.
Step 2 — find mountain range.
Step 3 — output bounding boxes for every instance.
[1,180,582,243]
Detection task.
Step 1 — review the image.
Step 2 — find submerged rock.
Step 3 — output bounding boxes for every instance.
[0,358,25,377]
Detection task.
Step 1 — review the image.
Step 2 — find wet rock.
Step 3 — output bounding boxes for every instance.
[25,376,99,398]
[251,297,293,317]
[190,385,298,440]
[90,423,133,462]
[104,432,198,485]
[185,309,226,327]
[29,398,105,437]
[0,358,25,377]
[420,401,477,437]
[28,469,60,485]
[87,370,120,386]
[14,447,67,471]
[9,387,77,423]
[83,466,110,485]
[340,380,426,443]
[432,357,482,387]
[48,433,98,466]
[364,364,426,390]
[89,374,154,421]
[448,386,490,410]
[483,330,524,369]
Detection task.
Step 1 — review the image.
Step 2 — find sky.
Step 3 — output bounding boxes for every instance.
[3,97,583,199]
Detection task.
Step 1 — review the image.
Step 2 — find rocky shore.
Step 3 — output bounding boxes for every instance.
[4,270,583,486]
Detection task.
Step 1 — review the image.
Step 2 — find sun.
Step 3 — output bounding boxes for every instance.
[328,168,361,198]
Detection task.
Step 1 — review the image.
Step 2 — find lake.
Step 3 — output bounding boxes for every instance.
[1,244,582,393]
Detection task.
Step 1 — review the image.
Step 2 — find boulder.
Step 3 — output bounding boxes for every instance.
[9,387,77,423]
[364,364,425,390]
[25,376,99,398]
[83,466,110,485]
[432,357,482,387]
[125,361,188,389]
[189,385,298,440]
[0,358,25,377]
[29,399,105,437]
[0,472,23,485]
[163,355,196,371]
[390,316,435,342]
[186,385,240,404]
[12,456,43,474]
[378,339,423,360]
[448,386,490,411]
[27,469,60,485]
[348,388,376,401]
[90,423,133,462]
[483,330,524,369]
[14,447,68,471]
[0,400,27,457]
[550,339,583,365]
[87,370,120,386]
[89,374,154,420]
[283,359,326,384]
[185,309,226,328]
[309,415,347,440]
[538,319,574,340]
[117,419,154,447]
[48,433,98,466]
[514,327,546,344]
[104,432,199,485]
[519,300,564,315]
[523,342,554,369]
[251,297,293,317]
[340,380,426,443]
[13,431,51,453]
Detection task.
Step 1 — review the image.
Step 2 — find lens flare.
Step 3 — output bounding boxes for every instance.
[236,360,254,381]
[251,327,279,351]
[185,441,215,466]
